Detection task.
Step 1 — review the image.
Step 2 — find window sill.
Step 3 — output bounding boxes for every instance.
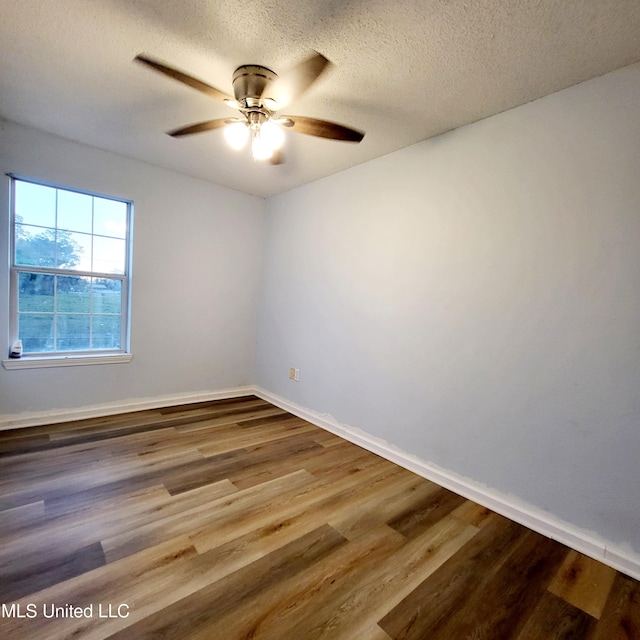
[2,353,133,370]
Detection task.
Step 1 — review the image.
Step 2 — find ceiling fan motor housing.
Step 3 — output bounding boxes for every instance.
[232,65,277,106]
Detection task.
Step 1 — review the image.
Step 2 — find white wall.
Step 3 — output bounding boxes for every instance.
[255,63,640,556]
[0,121,265,416]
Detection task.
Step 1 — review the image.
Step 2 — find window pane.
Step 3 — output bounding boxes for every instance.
[56,275,91,313]
[15,225,56,267]
[56,231,91,271]
[15,181,56,228]
[92,315,121,350]
[19,314,54,353]
[57,190,93,233]
[57,314,90,351]
[92,279,122,313]
[93,236,126,274]
[94,198,127,238]
[11,178,132,357]
[18,273,55,311]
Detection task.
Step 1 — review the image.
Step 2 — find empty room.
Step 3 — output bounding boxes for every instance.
[1,1,640,638]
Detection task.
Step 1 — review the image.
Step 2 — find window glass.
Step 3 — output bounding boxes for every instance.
[14,181,56,228]
[56,231,92,271]
[18,314,54,353]
[57,190,93,233]
[94,198,127,238]
[56,275,91,313]
[10,177,132,357]
[93,316,121,350]
[15,225,56,267]
[92,279,122,314]
[18,272,55,312]
[57,314,91,351]
[93,236,126,274]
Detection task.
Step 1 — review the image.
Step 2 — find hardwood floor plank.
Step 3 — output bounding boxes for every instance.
[45,396,269,439]
[0,499,45,531]
[435,530,568,639]
[18,404,256,448]
[548,549,617,619]
[308,430,346,448]
[299,441,394,482]
[280,515,480,640]
[386,485,467,539]
[515,591,597,640]
[104,524,348,640]
[378,513,528,638]
[0,447,205,511]
[189,459,406,555]
[381,525,568,640]
[0,536,199,640]
[235,411,300,427]
[174,406,290,433]
[182,525,406,640]
[0,540,105,603]
[196,419,316,455]
[328,473,440,540]
[37,450,210,514]
[223,437,326,490]
[451,498,494,528]
[0,485,170,563]
[1,481,237,566]
[229,443,376,491]
[163,432,322,495]
[157,395,264,414]
[370,626,394,640]
[0,432,50,456]
[102,469,316,561]
[102,480,237,563]
[590,572,640,640]
[0,427,180,480]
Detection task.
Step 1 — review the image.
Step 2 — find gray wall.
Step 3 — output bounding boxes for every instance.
[255,63,640,553]
[0,121,265,415]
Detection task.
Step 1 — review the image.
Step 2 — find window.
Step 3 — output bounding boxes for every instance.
[8,176,132,362]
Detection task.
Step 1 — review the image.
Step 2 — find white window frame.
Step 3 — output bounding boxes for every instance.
[3,175,133,370]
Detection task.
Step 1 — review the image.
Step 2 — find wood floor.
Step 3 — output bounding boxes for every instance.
[0,396,638,640]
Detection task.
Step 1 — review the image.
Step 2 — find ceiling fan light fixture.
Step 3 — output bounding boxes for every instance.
[260,120,285,151]
[251,131,274,160]
[224,121,250,150]
[262,97,279,111]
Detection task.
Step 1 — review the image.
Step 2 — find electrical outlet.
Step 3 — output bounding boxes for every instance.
[289,367,300,381]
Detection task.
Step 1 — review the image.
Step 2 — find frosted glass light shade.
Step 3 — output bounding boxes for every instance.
[260,121,285,150]
[224,122,249,150]
[251,134,274,160]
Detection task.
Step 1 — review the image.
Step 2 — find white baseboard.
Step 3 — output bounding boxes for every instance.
[254,386,640,581]
[0,386,256,431]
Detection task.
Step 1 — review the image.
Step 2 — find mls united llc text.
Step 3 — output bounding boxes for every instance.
[2,603,130,619]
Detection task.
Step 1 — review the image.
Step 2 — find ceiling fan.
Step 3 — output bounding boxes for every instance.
[134,51,365,163]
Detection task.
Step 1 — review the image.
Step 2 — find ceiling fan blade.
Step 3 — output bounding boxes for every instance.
[281,115,364,142]
[168,118,231,137]
[135,54,235,104]
[264,52,332,108]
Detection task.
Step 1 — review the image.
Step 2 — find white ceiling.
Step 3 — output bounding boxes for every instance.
[2,0,640,198]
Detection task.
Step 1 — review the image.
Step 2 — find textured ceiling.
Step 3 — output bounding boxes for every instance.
[1,0,640,197]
